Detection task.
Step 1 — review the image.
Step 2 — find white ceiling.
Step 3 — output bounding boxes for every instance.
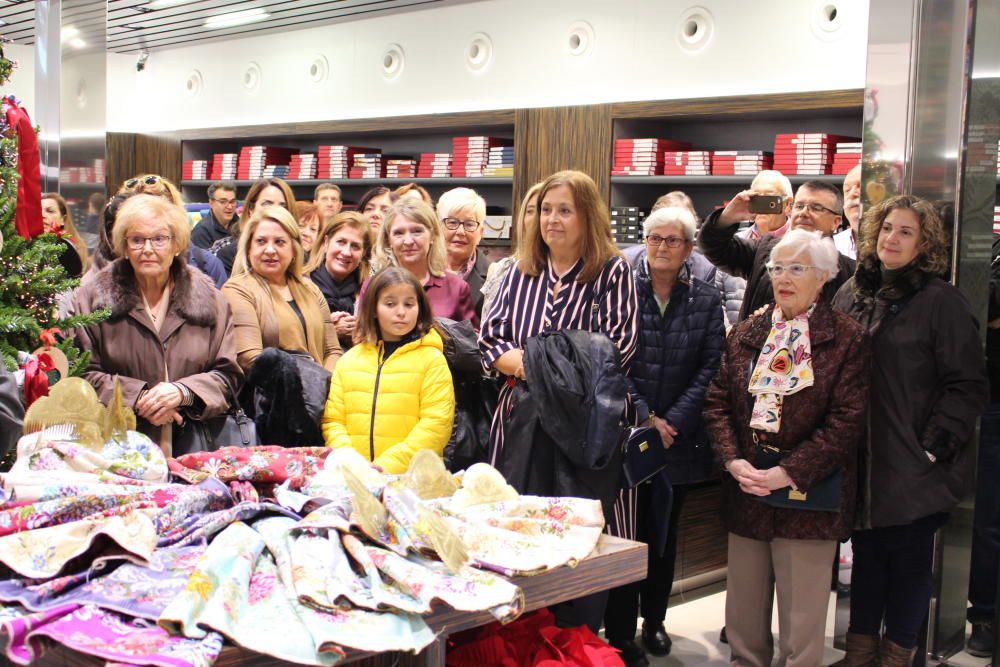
[0,0,478,54]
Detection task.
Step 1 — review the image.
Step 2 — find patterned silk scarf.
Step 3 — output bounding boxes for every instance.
[748,304,815,433]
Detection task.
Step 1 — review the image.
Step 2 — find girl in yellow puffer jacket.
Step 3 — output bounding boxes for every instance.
[321,267,455,473]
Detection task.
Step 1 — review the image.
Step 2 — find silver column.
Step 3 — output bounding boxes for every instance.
[851,0,1000,663]
[35,0,108,249]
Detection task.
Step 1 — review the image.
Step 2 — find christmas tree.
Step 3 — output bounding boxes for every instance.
[0,38,106,375]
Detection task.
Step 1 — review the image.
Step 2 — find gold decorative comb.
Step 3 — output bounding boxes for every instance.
[398,449,459,500]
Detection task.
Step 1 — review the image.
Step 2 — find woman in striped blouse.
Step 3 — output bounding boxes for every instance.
[479,170,639,628]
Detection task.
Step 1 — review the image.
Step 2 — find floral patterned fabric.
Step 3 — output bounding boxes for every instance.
[172,446,330,485]
[10,430,168,483]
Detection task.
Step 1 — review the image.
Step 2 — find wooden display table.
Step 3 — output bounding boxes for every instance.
[2,535,647,667]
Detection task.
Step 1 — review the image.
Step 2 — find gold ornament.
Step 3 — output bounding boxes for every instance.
[396,449,459,500]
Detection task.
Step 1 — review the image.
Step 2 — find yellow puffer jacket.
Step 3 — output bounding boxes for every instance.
[321,328,455,474]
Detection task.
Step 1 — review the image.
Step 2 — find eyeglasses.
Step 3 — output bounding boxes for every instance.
[765,262,816,278]
[125,175,161,189]
[792,201,841,216]
[442,217,481,233]
[645,234,687,248]
[212,197,238,207]
[126,234,173,250]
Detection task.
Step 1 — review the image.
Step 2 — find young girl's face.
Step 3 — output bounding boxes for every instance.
[376,283,419,342]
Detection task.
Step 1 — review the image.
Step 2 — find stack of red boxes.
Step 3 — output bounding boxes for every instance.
[773,134,858,175]
[316,146,378,179]
[831,141,862,175]
[453,136,510,177]
[712,151,773,175]
[288,153,316,180]
[613,139,690,176]
[386,159,417,178]
[350,152,384,179]
[662,150,712,176]
[417,153,452,178]
[182,159,211,180]
[210,153,238,180]
[238,146,298,180]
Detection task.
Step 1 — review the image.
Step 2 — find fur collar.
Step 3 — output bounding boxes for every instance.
[853,252,929,303]
[90,258,219,327]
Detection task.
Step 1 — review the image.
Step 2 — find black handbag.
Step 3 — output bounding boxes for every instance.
[623,426,668,487]
[173,373,259,456]
[753,440,842,512]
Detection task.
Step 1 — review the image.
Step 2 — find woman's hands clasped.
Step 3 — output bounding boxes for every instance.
[136,382,184,427]
[726,458,795,496]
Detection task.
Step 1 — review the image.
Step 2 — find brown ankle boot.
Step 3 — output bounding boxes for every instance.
[831,633,879,667]
[879,637,916,667]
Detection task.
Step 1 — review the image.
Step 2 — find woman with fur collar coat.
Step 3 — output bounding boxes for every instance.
[72,195,243,456]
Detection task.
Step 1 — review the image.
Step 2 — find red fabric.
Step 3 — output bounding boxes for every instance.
[172,446,331,486]
[447,609,624,667]
[4,98,43,240]
[20,353,54,407]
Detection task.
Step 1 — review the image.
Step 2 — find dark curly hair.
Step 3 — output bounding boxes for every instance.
[857,194,950,276]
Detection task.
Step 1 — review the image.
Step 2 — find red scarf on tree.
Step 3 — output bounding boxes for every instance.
[4,96,43,239]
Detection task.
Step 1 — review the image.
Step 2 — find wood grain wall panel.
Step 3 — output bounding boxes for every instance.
[514,104,613,218]
[105,133,181,192]
[676,481,727,581]
[612,89,864,119]
[105,132,135,196]
[134,134,182,186]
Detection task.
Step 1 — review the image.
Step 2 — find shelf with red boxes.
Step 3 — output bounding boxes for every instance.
[609,92,864,222]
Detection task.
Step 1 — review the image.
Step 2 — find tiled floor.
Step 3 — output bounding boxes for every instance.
[633,587,991,667]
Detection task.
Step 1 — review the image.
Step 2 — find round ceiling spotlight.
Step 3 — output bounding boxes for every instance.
[308,55,328,84]
[810,1,844,40]
[567,21,594,56]
[185,69,203,97]
[382,44,405,80]
[242,62,262,91]
[676,7,714,53]
[466,32,493,72]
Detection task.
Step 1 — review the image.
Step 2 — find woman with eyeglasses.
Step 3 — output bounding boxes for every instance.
[109,174,228,289]
[364,198,477,325]
[602,206,725,666]
[211,178,297,276]
[436,187,492,319]
[832,195,988,667]
[703,228,870,667]
[72,194,243,457]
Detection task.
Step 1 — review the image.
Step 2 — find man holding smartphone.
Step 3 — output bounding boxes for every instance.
[736,170,794,241]
[698,179,856,321]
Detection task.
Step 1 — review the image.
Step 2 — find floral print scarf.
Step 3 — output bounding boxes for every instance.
[748,304,815,433]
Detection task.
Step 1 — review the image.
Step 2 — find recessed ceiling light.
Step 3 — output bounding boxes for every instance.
[204,8,270,29]
[60,26,79,41]
[69,37,86,49]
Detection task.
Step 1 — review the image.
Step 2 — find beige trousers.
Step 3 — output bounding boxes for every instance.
[725,532,837,667]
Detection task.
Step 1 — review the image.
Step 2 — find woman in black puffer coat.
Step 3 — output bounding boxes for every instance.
[603,206,725,664]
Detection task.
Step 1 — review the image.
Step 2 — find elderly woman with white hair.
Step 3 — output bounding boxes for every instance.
[703,228,871,667]
[603,206,725,665]
[437,187,492,319]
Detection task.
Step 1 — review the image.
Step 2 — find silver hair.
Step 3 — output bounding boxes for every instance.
[642,206,697,242]
[751,169,793,197]
[436,187,486,222]
[769,228,839,282]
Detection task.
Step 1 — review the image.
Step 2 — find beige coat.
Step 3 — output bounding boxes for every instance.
[72,259,244,442]
[222,271,341,373]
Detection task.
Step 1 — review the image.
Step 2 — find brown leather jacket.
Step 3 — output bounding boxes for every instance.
[703,300,871,541]
[72,258,243,443]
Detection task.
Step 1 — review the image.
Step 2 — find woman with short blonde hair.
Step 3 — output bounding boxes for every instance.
[73,193,242,456]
